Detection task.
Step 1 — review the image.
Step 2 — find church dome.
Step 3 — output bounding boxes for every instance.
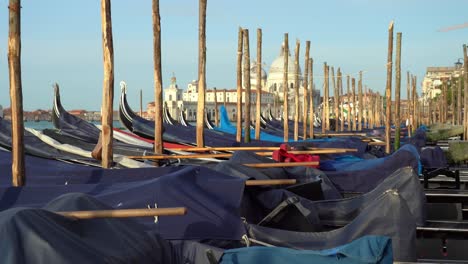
[250,63,267,81]
[268,44,301,77]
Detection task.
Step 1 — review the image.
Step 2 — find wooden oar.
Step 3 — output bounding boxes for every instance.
[315,132,367,137]
[128,149,350,160]
[244,161,319,168]
[165,146,357,152]
[57,207,187,219]
[368,141,386,146]
[245,179,296,186]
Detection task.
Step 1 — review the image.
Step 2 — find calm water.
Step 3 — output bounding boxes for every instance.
[24,120,125,130]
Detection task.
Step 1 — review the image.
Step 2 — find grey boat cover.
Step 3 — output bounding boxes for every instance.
[248,190,417,261]
[256,167,425,231]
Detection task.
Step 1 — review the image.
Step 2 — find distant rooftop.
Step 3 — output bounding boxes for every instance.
[426,66,456,73]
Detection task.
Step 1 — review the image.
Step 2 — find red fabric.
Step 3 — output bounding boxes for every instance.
[272,144,320,168]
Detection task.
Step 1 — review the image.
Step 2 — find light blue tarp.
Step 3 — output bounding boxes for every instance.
[216,106,347,143]
[220,236,392,264]
[320,144,422,174]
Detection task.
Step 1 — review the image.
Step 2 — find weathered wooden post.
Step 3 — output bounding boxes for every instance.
[412,76,417,129]
[196,0,207,147]
[283,33,289,142]
[140,89,143,116]
[384,21,394,154]
[308,58,314,139]
[8,0,25,186]
[243,29,251,143]
[351,78,356,131]
[457,76,462,125]
[302,41,310,139]
[347,75,351,131]
[339,69,344,131]
[214,87,219,127]
[407,71,411,132]
[358,71,363,131]
[331,67,339,132]
[293,40,300,141]
[255,28,262,140]
[442,81,447,123]
[451,80,455,125]
[152,0,164,155]
[223,89,226,107]
[322,63,328,133]
[100,0,115,168]
[463,45,468,140]
[236,28,243,142]
[394,32,402,150]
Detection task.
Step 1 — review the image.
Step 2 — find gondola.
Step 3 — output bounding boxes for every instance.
[51,84,157,158]
[179,109,192,127]
[119,83,280,148]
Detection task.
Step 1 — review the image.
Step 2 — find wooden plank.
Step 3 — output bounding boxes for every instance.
[394,32,402,150]
[57,207,187,219]
[243,29,251,143]
[152,0,163,155]
[8,0,25,186]
[294,40,300,141]
[236,28,243,142]
[303,41,310,139]
[384,21,394,154]
[245,179,296,186]
[255,28,262,140]
[283,33,289,142]
[100,0,114,168]
[196,0,207,147]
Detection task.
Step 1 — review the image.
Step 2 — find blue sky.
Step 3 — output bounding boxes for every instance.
[0,0,467,111]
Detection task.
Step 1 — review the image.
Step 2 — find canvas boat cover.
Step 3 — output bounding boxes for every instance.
[220,235,392,264]
[247,190,417,261]
[0,193,174,264]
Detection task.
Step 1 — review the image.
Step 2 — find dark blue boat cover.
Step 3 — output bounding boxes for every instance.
[0,193,173,263]
[220,236,392,264]
[0,151,246,241]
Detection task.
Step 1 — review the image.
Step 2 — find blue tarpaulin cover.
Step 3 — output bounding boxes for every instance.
[220,236,392,264]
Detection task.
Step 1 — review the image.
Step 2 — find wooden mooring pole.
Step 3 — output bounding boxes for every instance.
[152,0,163,155]
[214,87,219,127]
[293,40,300,141]
[463,45,468,140]
[457,75,462,125]
[338,68,344,131]
[351,78,356,131]
[394,32,402,150]
[302,41,310,139]
[358,71,363,131]
[322,63,328,133]
[236,28,243,142]
[196,0,207,147]
[308,58,314,139]
[384,21,394,154]
[100,0,114,168]
[243,29,251,143]
[331,67,338,132]
[8,0,25,186]
[255,28,262,140]
[283,33,289,142]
